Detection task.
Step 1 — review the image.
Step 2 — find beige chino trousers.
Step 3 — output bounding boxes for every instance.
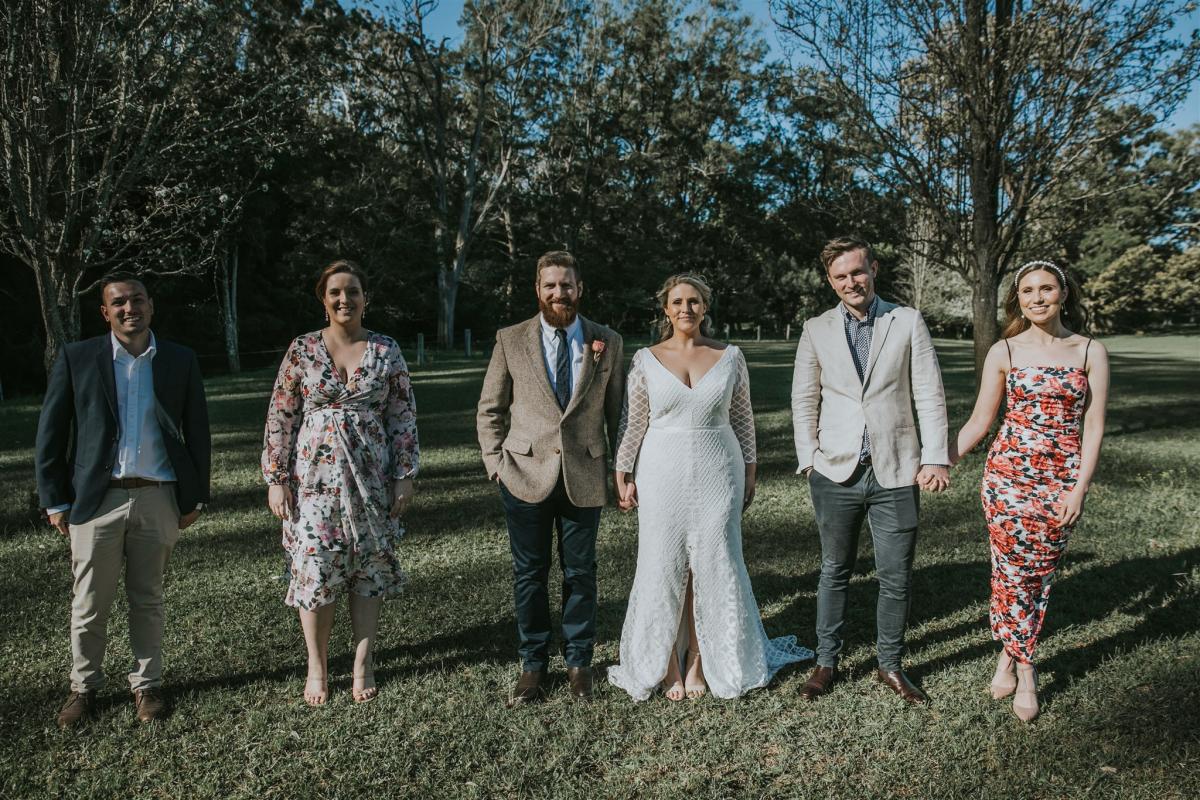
[68,486,180,693]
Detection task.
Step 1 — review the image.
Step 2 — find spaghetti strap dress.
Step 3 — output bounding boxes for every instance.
[981,339,1091,662]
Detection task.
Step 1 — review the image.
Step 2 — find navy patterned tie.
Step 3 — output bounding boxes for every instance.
[554,328,571,410]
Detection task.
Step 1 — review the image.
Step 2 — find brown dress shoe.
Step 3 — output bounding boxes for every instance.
[57,690,96,729]
[566,666,593,700]
[875,669,929,705]
[799,666,836,701]
[506,670,545,708]
[134,688,167,723]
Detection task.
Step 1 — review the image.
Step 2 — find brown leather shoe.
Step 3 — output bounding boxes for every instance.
[506,670,545,708]
[566,666,593,700]
[134,688,167,723]
[875,669,928,705]
[57,690,96,729]
[799,666,836,701]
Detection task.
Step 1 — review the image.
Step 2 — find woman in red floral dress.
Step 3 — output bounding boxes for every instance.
[950,261,1109,721]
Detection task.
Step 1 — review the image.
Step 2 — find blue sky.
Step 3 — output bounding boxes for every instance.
[415,1,1198,130]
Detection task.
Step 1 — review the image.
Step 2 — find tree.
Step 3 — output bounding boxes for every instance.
[771,0,1199,377]
[1051,118,1200,279]
[359,0,564,348]
[1,2,209,369]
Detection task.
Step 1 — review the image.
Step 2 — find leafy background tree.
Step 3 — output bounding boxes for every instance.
[1,0,1196,396]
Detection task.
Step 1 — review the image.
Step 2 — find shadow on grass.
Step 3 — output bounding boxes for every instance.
[1038,546,1200,699]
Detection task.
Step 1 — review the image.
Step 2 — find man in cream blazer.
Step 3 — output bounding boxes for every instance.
[791,236,949,705]
[478,251,625,707]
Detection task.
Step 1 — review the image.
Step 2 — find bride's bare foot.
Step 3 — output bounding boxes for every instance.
[684,649,706,699]
[661,654,685,701]
[304,674,328,706]
[352,669,378,703]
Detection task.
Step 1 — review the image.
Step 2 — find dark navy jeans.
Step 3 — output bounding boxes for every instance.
[500,477,601,671]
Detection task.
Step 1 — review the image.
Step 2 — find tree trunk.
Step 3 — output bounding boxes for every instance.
[965,0,1003,385]
[33,257,81,374]
[437,268,458,349]
[215,241,241,373]
[501,203,518,320]
[970,253,999,381]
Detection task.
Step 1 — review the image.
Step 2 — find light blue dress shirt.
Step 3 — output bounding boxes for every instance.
[539,315,585,400]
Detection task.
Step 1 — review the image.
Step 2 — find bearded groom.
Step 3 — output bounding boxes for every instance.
[477,251,625,707]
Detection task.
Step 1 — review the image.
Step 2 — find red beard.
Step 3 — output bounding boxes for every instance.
[539,297,578,328]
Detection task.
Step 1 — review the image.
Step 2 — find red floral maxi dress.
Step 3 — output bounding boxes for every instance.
[262,332,419,610]
[982,349,1090,664]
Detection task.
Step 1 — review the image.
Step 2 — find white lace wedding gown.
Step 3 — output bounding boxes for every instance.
[606,346,812,700]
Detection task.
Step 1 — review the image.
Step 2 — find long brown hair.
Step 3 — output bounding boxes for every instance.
[1001,260,1088,338]
[656,273,715,341]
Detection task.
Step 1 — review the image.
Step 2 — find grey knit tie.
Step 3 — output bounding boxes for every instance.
[851,317,872,461]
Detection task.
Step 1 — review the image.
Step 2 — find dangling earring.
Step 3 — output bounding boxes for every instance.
[324,311,330,324]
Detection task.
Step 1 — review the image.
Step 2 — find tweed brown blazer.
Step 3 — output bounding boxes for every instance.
[477,314,625,506]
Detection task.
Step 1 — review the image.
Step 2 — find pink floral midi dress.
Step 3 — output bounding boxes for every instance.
[262,331,419,609]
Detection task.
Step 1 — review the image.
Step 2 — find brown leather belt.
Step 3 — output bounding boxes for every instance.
[109,478,175,490]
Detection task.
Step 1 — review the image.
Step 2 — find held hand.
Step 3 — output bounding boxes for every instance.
[743,474,756,511]
[390,478,415,519]
[615,473,638,512]
[1055,486,1086,527]
[178,509,202,530]
[48,510,70,537]
[916,465,950,492]
[268,484,294,520]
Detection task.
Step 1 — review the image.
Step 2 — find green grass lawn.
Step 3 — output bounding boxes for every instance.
[1,334,1198,799]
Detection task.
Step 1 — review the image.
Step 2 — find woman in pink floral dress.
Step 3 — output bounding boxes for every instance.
[263,260,419,706]
[950,261,1109,721]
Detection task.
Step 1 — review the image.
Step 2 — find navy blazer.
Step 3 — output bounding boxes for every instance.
[35,334,212,525]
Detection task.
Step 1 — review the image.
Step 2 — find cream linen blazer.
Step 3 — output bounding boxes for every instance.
[791,299,948,489]
[477,314,625,506]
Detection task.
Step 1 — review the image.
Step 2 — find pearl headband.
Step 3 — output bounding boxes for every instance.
[1014,260,1067,289]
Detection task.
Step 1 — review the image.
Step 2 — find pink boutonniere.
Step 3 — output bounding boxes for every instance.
[591,339,606,363]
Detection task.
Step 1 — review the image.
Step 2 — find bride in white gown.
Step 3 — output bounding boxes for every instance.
[607,274,812,701]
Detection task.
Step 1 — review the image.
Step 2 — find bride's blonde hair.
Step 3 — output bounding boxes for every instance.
[656,273,715,341]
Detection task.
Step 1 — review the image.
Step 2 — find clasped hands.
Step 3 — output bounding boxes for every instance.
[267,478,415,521]
[916,465,950,493]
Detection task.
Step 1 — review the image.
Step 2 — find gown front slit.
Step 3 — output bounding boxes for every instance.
[607,346,812,700]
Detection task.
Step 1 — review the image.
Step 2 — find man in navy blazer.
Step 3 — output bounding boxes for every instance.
[36,275,210,728]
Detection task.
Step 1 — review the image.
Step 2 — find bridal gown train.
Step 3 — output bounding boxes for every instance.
[607,346,812,700]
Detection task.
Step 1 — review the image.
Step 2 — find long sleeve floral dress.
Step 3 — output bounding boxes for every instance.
[262,331,419,609]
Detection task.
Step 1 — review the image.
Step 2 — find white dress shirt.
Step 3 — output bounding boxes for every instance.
[539,315,585,400]
[111,332,176,481]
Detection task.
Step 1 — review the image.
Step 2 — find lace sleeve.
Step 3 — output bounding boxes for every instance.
[262,337,304,485]
[730,348,756,464]
[613,351,650,473]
